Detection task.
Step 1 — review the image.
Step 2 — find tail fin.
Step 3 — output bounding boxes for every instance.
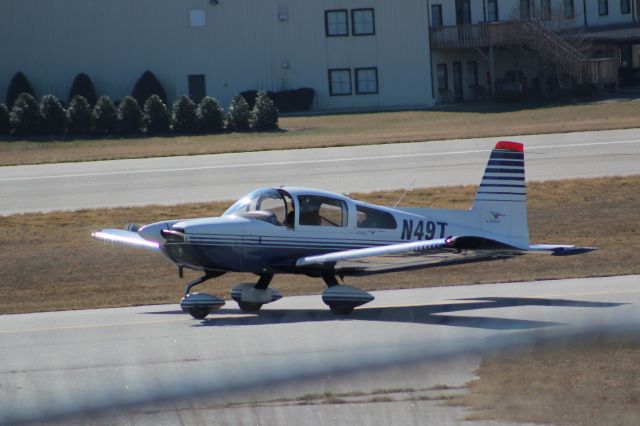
[471,141,529,248]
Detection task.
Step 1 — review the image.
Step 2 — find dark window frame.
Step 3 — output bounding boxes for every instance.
[564,0,575,18]
[621,0,631,14]
[355,67,379,95]
[325,9,349,37]
[598,0,609,15]
[431,4,443,27]
[328,68,352,96]
[487,0,499,22]
[351,8,375,36]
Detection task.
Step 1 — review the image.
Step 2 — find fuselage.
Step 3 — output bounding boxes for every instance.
[138,187,498,275]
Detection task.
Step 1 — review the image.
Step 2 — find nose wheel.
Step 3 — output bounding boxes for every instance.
[180,271,226,319]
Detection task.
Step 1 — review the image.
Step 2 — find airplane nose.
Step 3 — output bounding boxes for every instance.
[137,221,171,244]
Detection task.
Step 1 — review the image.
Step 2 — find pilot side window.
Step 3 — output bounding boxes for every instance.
[356,205,397,229]
[298,195,347,227]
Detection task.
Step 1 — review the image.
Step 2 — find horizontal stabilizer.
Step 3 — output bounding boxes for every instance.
[528,244,598,256]
[92,229,160,251]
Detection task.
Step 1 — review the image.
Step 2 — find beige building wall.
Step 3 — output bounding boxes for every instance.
[0,0,434,111]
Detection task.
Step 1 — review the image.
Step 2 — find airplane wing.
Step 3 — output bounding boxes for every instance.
[92,229,160,251]
[295,236,524,275]
[295,237,597,275]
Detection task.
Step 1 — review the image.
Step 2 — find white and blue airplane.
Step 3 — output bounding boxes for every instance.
[93,141,595,319]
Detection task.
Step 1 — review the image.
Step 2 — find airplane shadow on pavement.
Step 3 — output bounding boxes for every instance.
[149,297,623,331]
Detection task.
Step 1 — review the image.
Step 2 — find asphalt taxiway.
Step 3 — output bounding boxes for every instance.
[1,274,638,424]
[1,128,639,215]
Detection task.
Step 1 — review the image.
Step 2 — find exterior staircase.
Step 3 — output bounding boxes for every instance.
[430,20,618,87]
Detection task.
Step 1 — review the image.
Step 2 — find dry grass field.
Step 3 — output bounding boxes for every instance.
[453,338,640,425]
[1,175,638,315]
[2,100,640,166]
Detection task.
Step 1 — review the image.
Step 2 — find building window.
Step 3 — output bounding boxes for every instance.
[431,5,443,26]
[437,64,448,92]
[325,10,348,37]
[487,0,499,22]
[355,68,378,94]
[598,0,609,15]
[467,61,478,86]
[189,10,206,27]
[328,69,352,96]
[621,0,631,14]
[563,0,575,18]
[540,0,551,20]
[352,9,375,36]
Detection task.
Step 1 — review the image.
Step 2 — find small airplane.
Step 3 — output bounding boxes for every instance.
[93,141,596,319]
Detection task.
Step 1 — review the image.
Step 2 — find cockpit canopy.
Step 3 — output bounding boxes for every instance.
[223,188,294,226]
[224,187,397,229]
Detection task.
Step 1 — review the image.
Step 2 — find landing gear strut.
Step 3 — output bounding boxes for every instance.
[230,274,282,312]
[321,275,374,315]
[180,271,226,319]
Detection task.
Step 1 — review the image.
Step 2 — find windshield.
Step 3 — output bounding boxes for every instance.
[223,188,293,226]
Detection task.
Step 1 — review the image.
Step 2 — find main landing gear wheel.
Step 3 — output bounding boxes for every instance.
[237,301,263,312]
[230,274,282,312]
[321,275,374,315]
[328,304,355,315]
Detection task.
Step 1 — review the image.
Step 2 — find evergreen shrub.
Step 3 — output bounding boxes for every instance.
[40,95,68,134]
[93,95,117,135]
[226,94,250,131]
[117,96,142,134]
[171,96,197,134]
[143,95,170,134]
[10,93,42,135]
[0,104,10,135]
[250,91,278,131]
[197,97,224,134]
[67,95,93,135]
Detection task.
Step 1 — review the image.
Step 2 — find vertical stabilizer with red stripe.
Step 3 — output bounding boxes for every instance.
[471,141,529,248]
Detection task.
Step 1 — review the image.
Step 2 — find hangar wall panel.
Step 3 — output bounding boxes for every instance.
[0,0,433,111]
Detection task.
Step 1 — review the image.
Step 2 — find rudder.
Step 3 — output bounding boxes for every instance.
[471,141,529,248]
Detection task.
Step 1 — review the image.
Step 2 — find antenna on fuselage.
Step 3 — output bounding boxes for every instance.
[393,179,416,207]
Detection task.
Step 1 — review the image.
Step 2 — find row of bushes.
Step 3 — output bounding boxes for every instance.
[0,91,278,137]
[5,71,315,113]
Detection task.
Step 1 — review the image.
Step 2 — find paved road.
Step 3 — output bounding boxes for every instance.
[1,275,638,424]
[1,128,639,215]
